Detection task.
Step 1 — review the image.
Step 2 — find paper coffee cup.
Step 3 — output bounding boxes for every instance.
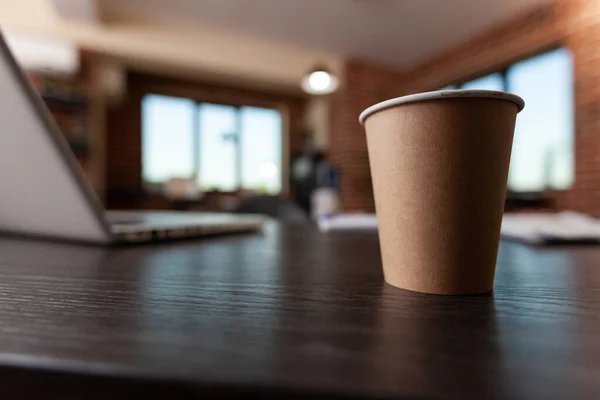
[360,90,524,295]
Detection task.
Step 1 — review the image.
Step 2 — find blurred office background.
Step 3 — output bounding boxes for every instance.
[0,0,597,216]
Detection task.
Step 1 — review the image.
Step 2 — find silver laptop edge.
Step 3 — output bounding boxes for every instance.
[0,29,113,243]
[0,29,263,244]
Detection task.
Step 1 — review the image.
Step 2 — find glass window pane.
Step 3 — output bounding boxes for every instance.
[461,73,504,90]
[240,107,282,194]
[142,94,194,184]
[507,48,573,191]
[197,104,238,191]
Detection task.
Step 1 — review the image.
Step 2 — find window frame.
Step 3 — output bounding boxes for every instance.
[141,95,284,194]
[122,71,304,199]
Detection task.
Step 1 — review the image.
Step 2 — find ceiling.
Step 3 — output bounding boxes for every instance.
[97,0,551,69]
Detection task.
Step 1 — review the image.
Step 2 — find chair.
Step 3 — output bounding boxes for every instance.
[234,195,309,222]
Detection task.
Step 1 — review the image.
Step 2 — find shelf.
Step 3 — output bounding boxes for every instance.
[67,139,89,158]
[42,93,88,110]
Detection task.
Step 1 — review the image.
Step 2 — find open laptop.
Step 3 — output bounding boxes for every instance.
[0,31,265,244]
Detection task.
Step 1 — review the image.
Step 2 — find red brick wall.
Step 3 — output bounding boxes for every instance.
[560,0,600,214]
[330,61,403,211]
[331,0,600,215]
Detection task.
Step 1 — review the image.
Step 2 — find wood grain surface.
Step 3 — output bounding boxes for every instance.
[0,221,599,399]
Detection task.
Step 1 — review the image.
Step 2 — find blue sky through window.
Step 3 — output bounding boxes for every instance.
[458,49,573,192]
[461,73,504,91]
[507,48,573,191]
[197,104,237,191]
[240,107,282,194]
[142,94,194,184]
[142,95,282,194]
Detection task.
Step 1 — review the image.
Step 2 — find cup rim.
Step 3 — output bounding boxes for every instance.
[359,89,525,125]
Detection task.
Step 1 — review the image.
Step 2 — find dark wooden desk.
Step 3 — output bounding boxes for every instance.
[0,222,599,399]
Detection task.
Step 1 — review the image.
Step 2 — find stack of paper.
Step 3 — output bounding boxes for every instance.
[318,211,600,245]
[500,212,600,244]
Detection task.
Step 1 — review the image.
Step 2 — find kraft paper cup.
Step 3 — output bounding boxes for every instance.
[360,90,524,295]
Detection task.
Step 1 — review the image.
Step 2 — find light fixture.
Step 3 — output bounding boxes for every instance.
[301,66,339,95]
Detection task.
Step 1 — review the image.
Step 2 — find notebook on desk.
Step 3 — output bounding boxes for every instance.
[318,211,600,245]
[0,30,265,245]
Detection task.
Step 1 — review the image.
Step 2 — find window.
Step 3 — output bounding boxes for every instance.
[142,95,195,184]
[197,104,237,191]
[461,73,504,91]
[442,48,573,192]
[142,94,282,194]
[507,49,573,192]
